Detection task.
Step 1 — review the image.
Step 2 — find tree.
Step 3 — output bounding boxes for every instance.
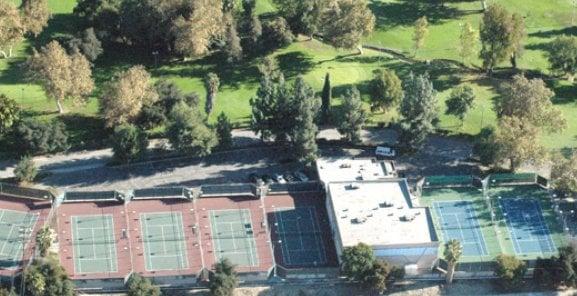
[473,127,501,166]
[338,87,366,144]
[100,66,158,127]
[261,17,294,51]
[443,239,462,284]
[494,254,527,291]
[173,0,225,58]
[413,16,429,55]
[209,258,239,296]
[533,257,560,289]
[126,273,160,296]
[20,0,50,37]
[0,94,19,134]
[547,35,577,82]
[13,119,69,155]
[458,22,478,64]
[365,260,404,294]
[291,77,320,164]
[493,116,546,172]
[0,288,16,296]
[167,102,217,156]
[556,246,577,287]
[479,4,525,72]
[341,243,375,282]
[73,0,122,43]
[0,1,24,58]
[250,72,291,142]
[445,85,475,125]
[14,156,38,184]
[244,14,262,53]
[25,41,94,114]
[321,0,375,54]
[24,258,75,296]
[496,75,565,133]
[370,69,403,112]
[321,73,332,124]
[398,73,438,152]
[67,27,103,62]
[551,151,577,195]
[35,227,51,257]
[111,124,148,164]
[223,15,243,63]
[204,73,220,116]
[273,0,326,37]
[216,112,233,150]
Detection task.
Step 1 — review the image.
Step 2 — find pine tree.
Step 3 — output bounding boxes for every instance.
[223,15,242,63]
[216,112,233,149]
[204,72,220,116]
[338,87,366,144]
[321,72,332,124]
[291,77,320,164]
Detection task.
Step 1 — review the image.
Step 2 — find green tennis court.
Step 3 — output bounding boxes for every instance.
[71,215,118,274]
[140,212,189,271]
[210,209,259,267]
[0,209,38,269]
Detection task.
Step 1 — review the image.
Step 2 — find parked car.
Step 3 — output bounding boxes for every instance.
[293,171,309,182]
[262,174,274,184]
[273,173,286,184]
[248,173,261,183]
[375,146,396,157]
[283,172,296,183]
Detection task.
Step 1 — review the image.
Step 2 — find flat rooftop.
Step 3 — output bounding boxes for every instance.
[328,180,434,248]
[316,158,395,184]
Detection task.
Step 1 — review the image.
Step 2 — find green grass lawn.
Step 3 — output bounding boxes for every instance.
[1,0,576,156]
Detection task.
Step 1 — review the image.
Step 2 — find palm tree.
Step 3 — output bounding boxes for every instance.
[35,227,51,257]
[444,239,462,284]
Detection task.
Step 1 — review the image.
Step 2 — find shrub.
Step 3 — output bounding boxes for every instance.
[262,17,294,51]
[111,124,148,164]
[14,156,37,184]
[137,105,166,130]
[126,273,161,296]
[12,119,69,155]
[494,254,527,291]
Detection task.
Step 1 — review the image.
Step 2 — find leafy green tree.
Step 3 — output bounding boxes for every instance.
[556,246,577,287]
[338,87,366,144]
[291,77,320,164]
[413,16,428,55]
[0,288,16,296]
[321,0,375,54]
[497,75,565,132]
[262,17,294,51]
[167,102,217,156]
[273,0,325,37]
[365,260,404,294]
[243,14,262,53]
[209,258,238,296]
[35,227,52,257]
[24,258,75,296]
[14,156,37,184]
[398,73,438,152]
[547,35,577,82]
[479,4,525,72]
[73,0,122,42]
[494,254,527,291]
[216,112,233,150]
[223,15,242,63]
[321,73,332,124]
[551,151,577,195]
[444,239,462,284]
[67,27,103,62]
[126,273,161,296]
[250,72,292,142]
[341,243,374,282]
[111,124,148,164]
[13,119,69,155]
[370,69,403,112]
[445,85,475,125]
[533,257,559,289]
[204,73,220,116]
[0,94,19,134]
[20,0,50,37]
[494,116,546,172]
[473,127,501,167]
[137,105,166,130]
[154,80,199,115]
[458,22,478,64]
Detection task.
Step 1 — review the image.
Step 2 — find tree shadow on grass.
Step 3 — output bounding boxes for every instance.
[550,82,577,105]
[276,51,316,79]
[0,57,26,85]
[59,114,109,151]
[370,0,480,30]
[529,26,577,38]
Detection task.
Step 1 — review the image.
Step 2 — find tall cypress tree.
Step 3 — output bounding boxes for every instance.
[321,72,332,124]
[292,77,320,164]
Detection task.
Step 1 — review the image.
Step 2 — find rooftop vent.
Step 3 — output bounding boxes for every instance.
[352,217,367,224]
[347,183,360,190]
[340,163,352,169]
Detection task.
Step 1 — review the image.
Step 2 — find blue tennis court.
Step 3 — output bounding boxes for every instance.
[433,201,488,256]
[274,207,327,266]
[500,198,555,255]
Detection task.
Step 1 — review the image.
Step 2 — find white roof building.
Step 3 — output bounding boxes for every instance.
[316,157,396,184]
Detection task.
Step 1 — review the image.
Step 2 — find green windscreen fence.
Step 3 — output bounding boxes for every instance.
[488,173,537,186]
[424,175,474,188]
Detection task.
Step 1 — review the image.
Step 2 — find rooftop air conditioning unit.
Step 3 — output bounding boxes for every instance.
[347,183,360,190]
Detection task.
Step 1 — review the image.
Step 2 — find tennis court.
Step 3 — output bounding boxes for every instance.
[433,201,488,257]
[274,207,327,266]
[71,215,118,274]
[499,198,556,255]
[0,209,38,269]
[210,209,258,267]
[140,212,189,271]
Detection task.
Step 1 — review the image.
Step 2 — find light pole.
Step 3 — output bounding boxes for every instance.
[152,51,159,68]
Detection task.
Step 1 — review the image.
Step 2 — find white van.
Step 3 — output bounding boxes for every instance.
[375,146,395,157]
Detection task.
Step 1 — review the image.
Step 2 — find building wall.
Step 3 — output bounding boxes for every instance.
[373,243,439,272]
